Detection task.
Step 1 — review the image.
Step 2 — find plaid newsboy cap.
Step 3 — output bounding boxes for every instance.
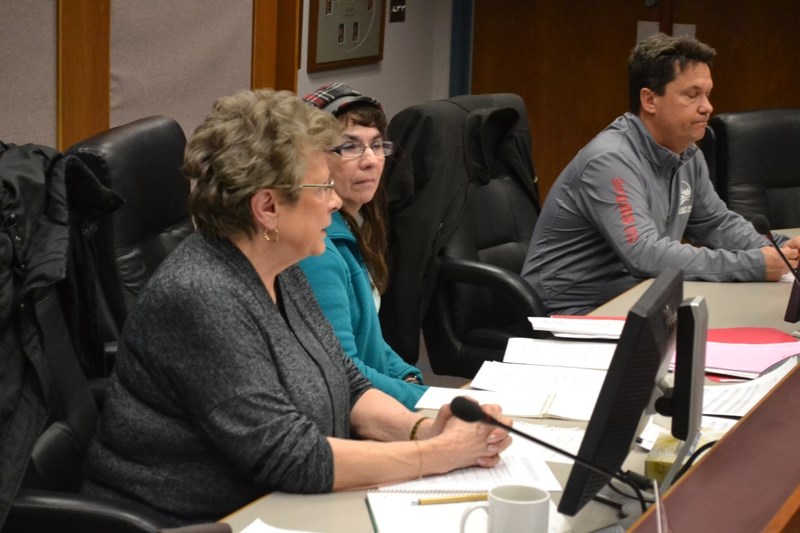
[302,82,383,117]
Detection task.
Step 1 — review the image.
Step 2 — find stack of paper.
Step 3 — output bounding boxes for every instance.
[703,357,798,417]
[525,319,800,379]
[702,341,800,379]
[528,316,624,339]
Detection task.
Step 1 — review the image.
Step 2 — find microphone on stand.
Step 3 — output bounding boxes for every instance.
[751,214,800,288]
[449,396,647,513]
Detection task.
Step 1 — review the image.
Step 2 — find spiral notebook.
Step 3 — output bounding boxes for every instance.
[365,455,568,533]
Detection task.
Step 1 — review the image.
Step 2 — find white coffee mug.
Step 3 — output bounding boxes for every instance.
[460,484,550,533]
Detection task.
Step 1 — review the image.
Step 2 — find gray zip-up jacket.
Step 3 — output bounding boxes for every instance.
[522,113,784,316]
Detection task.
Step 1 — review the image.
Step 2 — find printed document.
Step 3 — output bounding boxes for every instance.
[503,337,616,370]
[703,357,798,417]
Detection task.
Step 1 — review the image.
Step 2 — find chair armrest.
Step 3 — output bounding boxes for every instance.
[438,258,545,317]
[7,489,176,533]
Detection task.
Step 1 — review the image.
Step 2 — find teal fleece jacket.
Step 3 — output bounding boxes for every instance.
[300,212,427,410]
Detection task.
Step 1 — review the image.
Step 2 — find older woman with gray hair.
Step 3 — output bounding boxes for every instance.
[80,89,511,525]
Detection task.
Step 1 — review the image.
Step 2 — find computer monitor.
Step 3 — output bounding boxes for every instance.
[656,295,708,491]
[785,281,800,323]
[659,296,707,442]
[557,268,683,517]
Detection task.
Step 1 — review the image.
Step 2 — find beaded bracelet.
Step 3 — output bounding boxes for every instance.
[408,416,430,441]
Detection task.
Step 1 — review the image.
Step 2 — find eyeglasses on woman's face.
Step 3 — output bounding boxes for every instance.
[330,141,394,159]
[296,177,336,198]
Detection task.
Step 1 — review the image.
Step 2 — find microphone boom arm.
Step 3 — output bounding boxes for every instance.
[450,396,647,513]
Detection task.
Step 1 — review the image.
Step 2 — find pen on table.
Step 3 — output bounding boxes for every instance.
[413,493,488,506]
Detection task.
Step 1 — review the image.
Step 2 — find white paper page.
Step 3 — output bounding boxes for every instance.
[375,455,562,493]
[700,415,737,433]
[241,518,317,533]
[414,386,546,418]
[471,361,605,421]
[503,337,616,370]
[702,357,798,417]
[506,420,585,464]
[528,316,624,339]
[637,417,663,451]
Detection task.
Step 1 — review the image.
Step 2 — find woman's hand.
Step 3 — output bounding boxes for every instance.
[421,400,512,473]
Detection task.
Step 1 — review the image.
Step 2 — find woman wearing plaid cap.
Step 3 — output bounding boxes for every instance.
[80,88,511,524]
[300,83,427,410]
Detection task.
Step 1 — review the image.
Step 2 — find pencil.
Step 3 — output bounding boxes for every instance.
[413,493,488,506]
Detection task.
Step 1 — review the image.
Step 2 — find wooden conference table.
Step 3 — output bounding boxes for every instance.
[223,238,800,532]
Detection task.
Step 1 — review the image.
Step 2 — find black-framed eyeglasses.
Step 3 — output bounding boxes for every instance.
[330,141,394,159]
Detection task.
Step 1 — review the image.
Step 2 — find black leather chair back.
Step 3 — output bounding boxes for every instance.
[20,287,99,494]
[709,108,800,228]
[3,133,222,533]
[66,116,194,340]
[382,94,543,378]
[696,125,716,193]
[8,267,227,533]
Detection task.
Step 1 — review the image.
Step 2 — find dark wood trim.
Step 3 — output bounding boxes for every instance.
[275,0,301,91]
[763,485,800,532]
[251,0,278,90]
[252,0,301,92]
[659,0,674,35]
[57,0,109,151]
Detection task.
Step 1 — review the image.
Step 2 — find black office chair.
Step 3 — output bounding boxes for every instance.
[0,143,224,533]
[696,125,716,193]
[707,108,800,228]
[5,287,183,533]
[380,94,544,378]
[65,116,194,377]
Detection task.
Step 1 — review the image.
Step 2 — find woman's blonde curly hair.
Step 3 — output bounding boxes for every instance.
[184,88,340,239]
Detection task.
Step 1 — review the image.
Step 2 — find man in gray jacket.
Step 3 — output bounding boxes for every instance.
[522,33,800,315]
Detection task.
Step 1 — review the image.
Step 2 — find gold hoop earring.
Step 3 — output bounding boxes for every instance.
[263,227,279,243]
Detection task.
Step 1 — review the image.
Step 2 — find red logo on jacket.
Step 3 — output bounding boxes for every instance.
[612,177,639,243]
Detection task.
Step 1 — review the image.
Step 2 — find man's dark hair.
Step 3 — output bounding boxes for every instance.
[628,33,716,114]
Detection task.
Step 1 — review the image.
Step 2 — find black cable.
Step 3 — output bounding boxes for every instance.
[592,494,623,510]
[621,478,648,514]
[601,440,719,510]
[606,476,654,505]
[672,439,718,482]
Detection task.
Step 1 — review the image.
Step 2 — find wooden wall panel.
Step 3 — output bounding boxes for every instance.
[673,0,800,114]
[472,0,800,199]
[275,0,302,91]
[252,0,301,91]
[57,0,110,150]
[472,0,657,198]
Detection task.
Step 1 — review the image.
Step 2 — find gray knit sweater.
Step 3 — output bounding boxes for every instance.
[81,232,372,524]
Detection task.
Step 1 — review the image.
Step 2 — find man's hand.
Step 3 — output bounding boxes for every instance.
[761,245,799,281]
[783,236,800,251]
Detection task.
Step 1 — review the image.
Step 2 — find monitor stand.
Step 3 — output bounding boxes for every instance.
[661,296,707,491]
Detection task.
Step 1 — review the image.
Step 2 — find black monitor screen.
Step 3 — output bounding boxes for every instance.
[785,280,800,323]
[558,268,683,516]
